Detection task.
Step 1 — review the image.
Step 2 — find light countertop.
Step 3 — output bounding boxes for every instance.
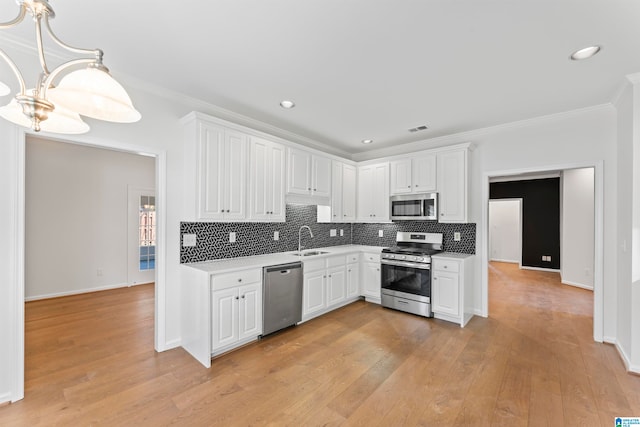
[183,245,386,275]
[433,252,475,259]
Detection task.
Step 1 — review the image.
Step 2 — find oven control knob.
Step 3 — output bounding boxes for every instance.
[388,254,395,259]
[398,255,406,260]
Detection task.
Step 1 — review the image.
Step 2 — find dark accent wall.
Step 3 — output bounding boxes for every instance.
[490,178,560,269]
[180,205,476,263]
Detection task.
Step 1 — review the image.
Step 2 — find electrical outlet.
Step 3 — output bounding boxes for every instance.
[182,234,197,247]
[547,256,551,262]
[454,232,461,241]
[273,231,279,241]
[229,232,236,243]
[340,229,344,237]
[97,268,103,277]
[330,229,337,237]
[541,255,546,261]
[378,230,384,237]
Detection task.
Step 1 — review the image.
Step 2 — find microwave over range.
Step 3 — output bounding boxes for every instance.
[390,193,438,221]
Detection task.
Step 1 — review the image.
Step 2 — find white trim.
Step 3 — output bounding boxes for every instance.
[520,266,561,273]
[561,280,594,291]
[489,258,520,264]
[24,282,138,302]
[481,160,604,343]
[614,340,640,374]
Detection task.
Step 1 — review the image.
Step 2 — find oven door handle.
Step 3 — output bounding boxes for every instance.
[381,259,431,270]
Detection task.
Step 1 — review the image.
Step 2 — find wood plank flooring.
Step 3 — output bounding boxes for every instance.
[1,262,639,426]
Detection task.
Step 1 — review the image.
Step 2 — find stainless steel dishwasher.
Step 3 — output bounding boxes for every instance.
[262,262,303,336]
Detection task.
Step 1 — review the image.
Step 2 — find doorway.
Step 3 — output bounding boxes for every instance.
[482,164,602,341]
[128,188,156,286]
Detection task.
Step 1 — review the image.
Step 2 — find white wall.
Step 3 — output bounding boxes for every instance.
[489,199,521,263]
[25,137,155,300]
[561,168,595,289]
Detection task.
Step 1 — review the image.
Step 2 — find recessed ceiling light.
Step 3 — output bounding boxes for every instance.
[570,45,601,61]
[361,139,373,144]
[280,100,295,109]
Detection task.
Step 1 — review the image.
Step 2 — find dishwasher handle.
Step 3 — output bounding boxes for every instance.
[264,262,302,274]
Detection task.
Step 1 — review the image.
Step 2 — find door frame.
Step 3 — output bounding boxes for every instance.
[9,128,167,402]
[481,161,604,342]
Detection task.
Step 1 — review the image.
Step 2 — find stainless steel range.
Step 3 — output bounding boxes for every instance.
[380,232,443,317]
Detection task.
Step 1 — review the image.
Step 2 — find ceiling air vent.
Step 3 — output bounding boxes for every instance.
[408,125,429,133]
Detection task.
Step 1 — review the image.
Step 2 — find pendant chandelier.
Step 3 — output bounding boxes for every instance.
[0,0,141,134]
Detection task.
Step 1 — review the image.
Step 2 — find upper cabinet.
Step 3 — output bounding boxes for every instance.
[330,161,357,222]
[390,155,436,195]
[183,116,247,221]
[357,162,389,222]
[287,148,331,198]
[436,149,468,223]
[249,137,286,222]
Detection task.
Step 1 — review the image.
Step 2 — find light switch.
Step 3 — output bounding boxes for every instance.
[182,234,197,247]
[274,231,279,241]
[229,232,236,243]
[340,229,344,237]
[378,230,384,237]
[454,232,461,241]
[330,229,337,237]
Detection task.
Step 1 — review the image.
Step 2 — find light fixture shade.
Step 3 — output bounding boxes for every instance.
[0,81,9,97]
[0,96,90,134]
[48,67,141,123]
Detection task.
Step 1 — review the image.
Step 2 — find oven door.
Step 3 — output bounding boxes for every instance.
[380,259,431,301]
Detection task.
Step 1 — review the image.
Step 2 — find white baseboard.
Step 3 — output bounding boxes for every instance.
[489,258,519,264]
[613,340,640,374]
[0,391,13,405]
[520,266,561,273]
[603,336,616,344]
[25,282,130,301]
[561,279,594,291]
[161,338,182,352]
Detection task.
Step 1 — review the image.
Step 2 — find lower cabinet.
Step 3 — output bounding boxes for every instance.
[303,269,326,317]
[361,252,381,303]
[346,260,360,298]
[431,254,475,327]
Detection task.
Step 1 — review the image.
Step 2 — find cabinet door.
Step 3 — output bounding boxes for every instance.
[268,142,286,220]
[437,150,467,222]
[432,271,460,316]
[371,163,390,221]
[346,262,360,298]
[357,166,373,220]
[412,155,437,193]
[331,161,343,221]
[238,283,262,340]
[312,155,332,198]
[197,122,226,219]
[361,261,381,299]
[211,288,239,350]
[326,266,346,307]
[390,159,412,195]
[287,148,311,195]
[224,131,247,220]
[303,271,326,316]
[342,164,357,221]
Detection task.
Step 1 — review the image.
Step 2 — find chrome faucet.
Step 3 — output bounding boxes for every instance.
[298,225,314,254]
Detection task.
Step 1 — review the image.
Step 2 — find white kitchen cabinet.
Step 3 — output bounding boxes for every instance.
[211,270,263,356]
[436,149,467,223]
[330,161,357,222]
[431,254,475,327]
[326,266,347,307]
[249,136,285,221]
[183,117,248,221]
[287,148,331,198]
[303,269,326,318]
[390,155,436,195]
[361,252,381,303]
[357,162,389,222]
[346,256,360,298]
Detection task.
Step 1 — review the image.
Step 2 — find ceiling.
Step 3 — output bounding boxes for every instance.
[2,1,640,155]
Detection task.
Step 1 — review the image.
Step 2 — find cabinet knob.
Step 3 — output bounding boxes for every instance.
[333,214,336,217]
[441,213,444,216]
[314,188,317,191]
[444,266,448,269]
[235,296,239,300]
[407,185,411,188]
[308,187,311,191]
[242,295,245,299]
[238,278,242,282]
[434,277,438,280]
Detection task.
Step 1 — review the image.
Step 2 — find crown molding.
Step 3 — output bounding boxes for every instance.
[351,103,613,162]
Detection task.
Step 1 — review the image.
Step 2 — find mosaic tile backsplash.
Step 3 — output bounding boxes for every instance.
[180,205,476,263]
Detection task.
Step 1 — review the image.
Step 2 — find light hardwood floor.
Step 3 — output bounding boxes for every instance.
[1,262,639,426]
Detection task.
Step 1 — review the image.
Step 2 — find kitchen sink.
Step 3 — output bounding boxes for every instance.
[291,250,329,257]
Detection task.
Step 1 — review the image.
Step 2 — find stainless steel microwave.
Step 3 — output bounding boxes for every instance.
[390,193,438,221]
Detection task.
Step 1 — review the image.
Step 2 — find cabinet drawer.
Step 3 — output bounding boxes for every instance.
[303,258,325,273]
[362,253,381,263]
[433,259,460,273]
[326,256,345,268]
[211,269,261,291]
[346,253,359,264]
